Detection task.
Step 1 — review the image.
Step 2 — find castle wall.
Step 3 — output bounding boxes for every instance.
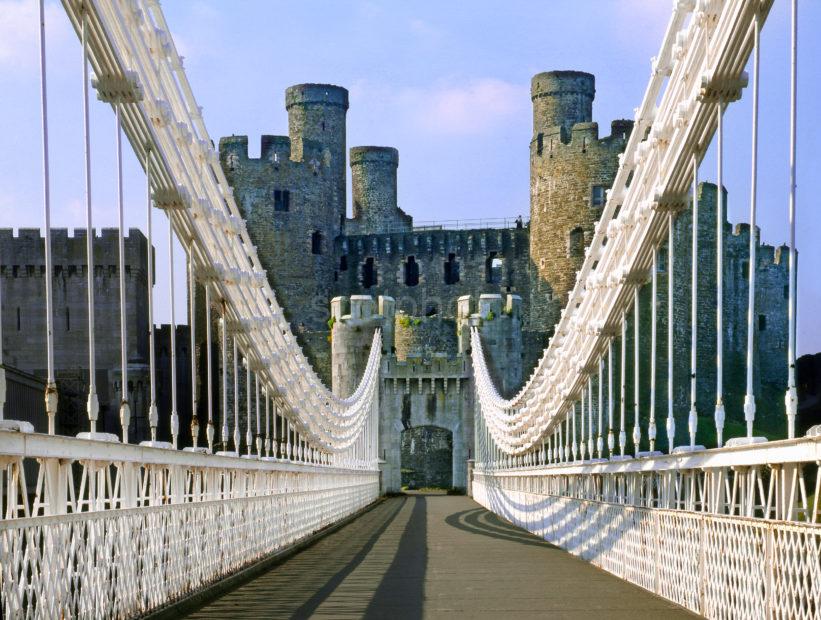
[219,134,337,382]
[0,228,149,372]
[332,226,543,371]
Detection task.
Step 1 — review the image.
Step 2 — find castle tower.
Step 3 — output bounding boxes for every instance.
[286,83,349,235]
[348,146,412,235]
[529,70,632,336]
[330,295,393,398]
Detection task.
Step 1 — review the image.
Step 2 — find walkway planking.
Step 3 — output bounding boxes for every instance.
[185,494,696,619]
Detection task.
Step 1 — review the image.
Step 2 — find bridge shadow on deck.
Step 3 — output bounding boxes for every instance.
[185,495,695,619]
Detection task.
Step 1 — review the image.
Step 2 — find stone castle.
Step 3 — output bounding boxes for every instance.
[0,71,790,488]
[212,70,790,489]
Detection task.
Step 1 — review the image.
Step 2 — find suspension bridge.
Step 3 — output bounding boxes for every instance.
[0,0,818,618]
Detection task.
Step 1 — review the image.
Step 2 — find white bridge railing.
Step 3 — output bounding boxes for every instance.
[0,431,379,618]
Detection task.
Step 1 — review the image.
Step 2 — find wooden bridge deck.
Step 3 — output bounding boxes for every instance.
[184,494,695,619]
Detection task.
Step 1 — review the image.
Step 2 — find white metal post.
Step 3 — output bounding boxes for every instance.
[715,101,726,447]
[785,0,799,438]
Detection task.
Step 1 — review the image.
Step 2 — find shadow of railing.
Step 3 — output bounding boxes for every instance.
[364,496,427,619]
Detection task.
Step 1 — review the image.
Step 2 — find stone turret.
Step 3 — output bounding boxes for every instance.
[349,146,412,235]
[330,295,394,398]
[286,84,348,220]
[531,70,595,140]
[458,293,523,398]
[529,70,632,338]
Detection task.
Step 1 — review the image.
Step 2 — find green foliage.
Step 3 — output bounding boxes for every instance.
[398,315,423,328]
[327,316,336,330]
[486,310,495,320]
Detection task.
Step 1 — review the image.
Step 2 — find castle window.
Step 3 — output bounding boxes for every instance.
[274,189,290,212]
[362,257,377,289]
[536,133,544,156]
[784,284,789,299]
[568,227,585,258]
[486,252,503,285]
[759,314,767,331]
[311,230,323,255]
[657,249,667,273]
[16,307,21,331]
[12,266,18,278]
[444,253,460,285]
[339,255,348,271]
[742,261,749,279]
[404,256,420,287]
[591,185,606,207]
[65,307,70,331]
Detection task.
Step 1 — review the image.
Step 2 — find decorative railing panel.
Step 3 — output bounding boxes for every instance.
[0,431,378,619]
[474,474,821,619]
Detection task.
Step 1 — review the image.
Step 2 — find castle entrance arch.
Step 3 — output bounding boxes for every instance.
[400,425,453,490]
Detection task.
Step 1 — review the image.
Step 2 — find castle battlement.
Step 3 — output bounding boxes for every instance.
[219,134,329,169]
[383,354,469,380]
[337,226,528,259]
[0,228,149,274]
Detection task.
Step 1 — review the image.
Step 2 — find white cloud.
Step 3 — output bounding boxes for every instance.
[351,78,527,138]
[0,0,70,71]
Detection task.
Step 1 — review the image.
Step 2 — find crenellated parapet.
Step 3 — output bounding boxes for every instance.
[457,293,523,397]
[330,295,395,397]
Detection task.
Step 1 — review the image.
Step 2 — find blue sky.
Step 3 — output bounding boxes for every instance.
[1,0,820,354]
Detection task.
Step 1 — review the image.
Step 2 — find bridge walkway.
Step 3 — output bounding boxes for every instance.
[184,494,695,619]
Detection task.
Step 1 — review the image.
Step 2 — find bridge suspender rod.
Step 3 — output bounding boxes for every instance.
[688,154,699,449]
[205,285,214,452]
[265,383,270,458]
[608,339,614,456]
[587,375,593,460]
[220,306,228,450]
[633,288,641,456]
[146,149,158,442]
[580,385,586,461]
[189,249,198,447]
[667,212,675,452]
[245,359,252,457]
[0,278,3,419]
[571,401,577,462]
[38,0,57,434]
[715,100,726,447]
[620,312,627,457]
[233,338,239,452]
[255,373,261,457]
[650,247,658,453]
[786,0,799,438]
[82,10,99,435]
[597,356,603,459]
[116,105,129,443]
[168,219,178,448]
[744,14,760,439]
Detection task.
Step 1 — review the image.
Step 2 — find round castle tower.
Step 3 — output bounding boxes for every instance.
[528,70,632,336]
[348,146,412,235]
[286,83,349,235]
[531,71,595,139]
